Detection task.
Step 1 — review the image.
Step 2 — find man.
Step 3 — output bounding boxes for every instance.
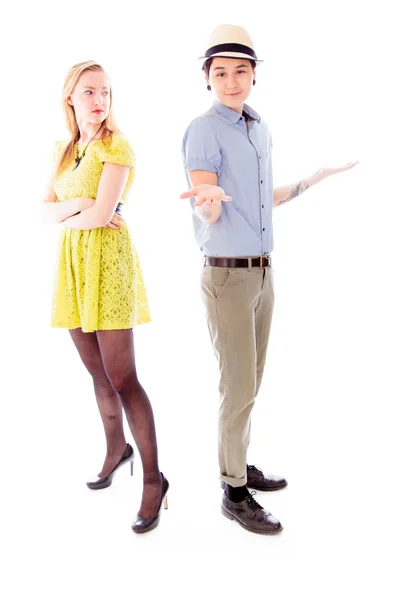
[181,24,357,535]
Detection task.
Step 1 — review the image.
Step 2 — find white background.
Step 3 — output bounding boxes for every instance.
[1,0,399,598]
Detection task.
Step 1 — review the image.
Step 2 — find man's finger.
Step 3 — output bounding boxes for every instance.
[180,189,198,199]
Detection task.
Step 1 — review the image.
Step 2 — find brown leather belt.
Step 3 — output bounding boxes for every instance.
[205,255,272,268]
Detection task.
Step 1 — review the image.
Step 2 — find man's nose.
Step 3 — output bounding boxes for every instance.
[225,75,238,88]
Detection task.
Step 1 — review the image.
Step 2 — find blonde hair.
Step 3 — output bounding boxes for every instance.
[56,60,121,176]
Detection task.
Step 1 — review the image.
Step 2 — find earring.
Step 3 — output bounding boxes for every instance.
[253,80,256,86]
[207,84,211,91]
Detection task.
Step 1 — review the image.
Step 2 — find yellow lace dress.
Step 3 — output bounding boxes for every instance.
[51,134,151,333]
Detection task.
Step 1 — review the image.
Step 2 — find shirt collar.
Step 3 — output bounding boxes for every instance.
[213,101,261,124]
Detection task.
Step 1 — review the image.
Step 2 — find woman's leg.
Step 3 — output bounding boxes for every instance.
[96,329,161,519]
[69,329,127,477]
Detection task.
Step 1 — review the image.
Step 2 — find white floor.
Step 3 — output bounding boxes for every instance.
[3,309,399,599]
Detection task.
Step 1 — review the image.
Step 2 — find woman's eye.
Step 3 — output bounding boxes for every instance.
[102,91,109,95]
[84,91,92,95]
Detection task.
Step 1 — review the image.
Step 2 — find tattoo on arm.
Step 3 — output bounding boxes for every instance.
[280,180,310,205]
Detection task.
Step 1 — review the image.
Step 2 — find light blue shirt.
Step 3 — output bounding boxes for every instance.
[182,101,274,257]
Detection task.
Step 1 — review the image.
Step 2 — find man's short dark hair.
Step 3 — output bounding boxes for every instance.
[202,57,256,77]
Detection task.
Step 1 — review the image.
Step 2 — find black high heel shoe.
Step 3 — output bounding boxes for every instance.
[131,473,169,534]
[86,443,134,490]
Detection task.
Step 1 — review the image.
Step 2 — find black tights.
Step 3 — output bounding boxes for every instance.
[69,328,161,518]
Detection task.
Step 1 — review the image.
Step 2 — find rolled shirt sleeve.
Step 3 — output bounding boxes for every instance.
[182,117,222,175]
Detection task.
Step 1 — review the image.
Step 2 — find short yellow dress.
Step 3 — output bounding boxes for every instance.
[51,134,151,333]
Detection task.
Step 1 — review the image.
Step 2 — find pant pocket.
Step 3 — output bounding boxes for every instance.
[210,267,232,300]
[201,266,233,301]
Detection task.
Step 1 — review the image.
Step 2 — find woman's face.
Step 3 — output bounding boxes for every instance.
[206,57,255,111]
[68,69,111,127]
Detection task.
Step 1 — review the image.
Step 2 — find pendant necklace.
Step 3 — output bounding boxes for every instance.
[73,124,103,171]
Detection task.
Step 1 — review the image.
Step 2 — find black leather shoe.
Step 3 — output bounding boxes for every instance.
[86,443,134,490]
[221,491,283,535]
[131,473,169,534]
[247,465,288,491]
[220,464,287,492]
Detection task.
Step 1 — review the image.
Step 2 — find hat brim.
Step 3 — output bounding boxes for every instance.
[198,51,263,64]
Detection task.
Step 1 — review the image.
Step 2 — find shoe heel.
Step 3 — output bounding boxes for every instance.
[221,506,234,521]
[163,495,168,510]
[130,460,134,476]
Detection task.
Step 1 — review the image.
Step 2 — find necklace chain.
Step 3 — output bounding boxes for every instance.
[73,124,103,171]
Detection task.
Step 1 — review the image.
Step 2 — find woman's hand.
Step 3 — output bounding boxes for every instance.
[104,212,125,230]
[180,184,232,208]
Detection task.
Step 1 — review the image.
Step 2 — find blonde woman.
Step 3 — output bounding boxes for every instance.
[43,61,168,534]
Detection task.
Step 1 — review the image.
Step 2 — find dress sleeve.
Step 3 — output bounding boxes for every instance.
[182,118,222,175]
[95,136,136,169]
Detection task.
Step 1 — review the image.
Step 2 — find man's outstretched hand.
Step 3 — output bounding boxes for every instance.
[180,184,232,208]
[315,161,359,179]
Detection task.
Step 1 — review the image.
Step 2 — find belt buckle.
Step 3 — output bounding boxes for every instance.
[261,254,271,268]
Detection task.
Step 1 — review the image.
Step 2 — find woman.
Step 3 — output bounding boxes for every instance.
[43,60,168,534]
[181,24,357,534]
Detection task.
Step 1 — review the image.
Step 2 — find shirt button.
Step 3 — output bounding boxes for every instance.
[261,180,263,184]
[262,228,265,232]
[262,204,264,208]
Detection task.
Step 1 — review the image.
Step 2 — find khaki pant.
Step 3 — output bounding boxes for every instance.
[201,265,275,487]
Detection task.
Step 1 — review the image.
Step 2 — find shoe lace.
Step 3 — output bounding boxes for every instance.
[245,491,263,512]
[248,464,263,477]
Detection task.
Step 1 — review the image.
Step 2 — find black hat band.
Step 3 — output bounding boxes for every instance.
[205,43,257,60]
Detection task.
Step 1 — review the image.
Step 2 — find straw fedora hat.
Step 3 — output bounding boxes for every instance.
[199,24,263,64]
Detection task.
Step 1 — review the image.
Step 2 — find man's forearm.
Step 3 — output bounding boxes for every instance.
[195,202,222,225]
[273,170,326,207]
